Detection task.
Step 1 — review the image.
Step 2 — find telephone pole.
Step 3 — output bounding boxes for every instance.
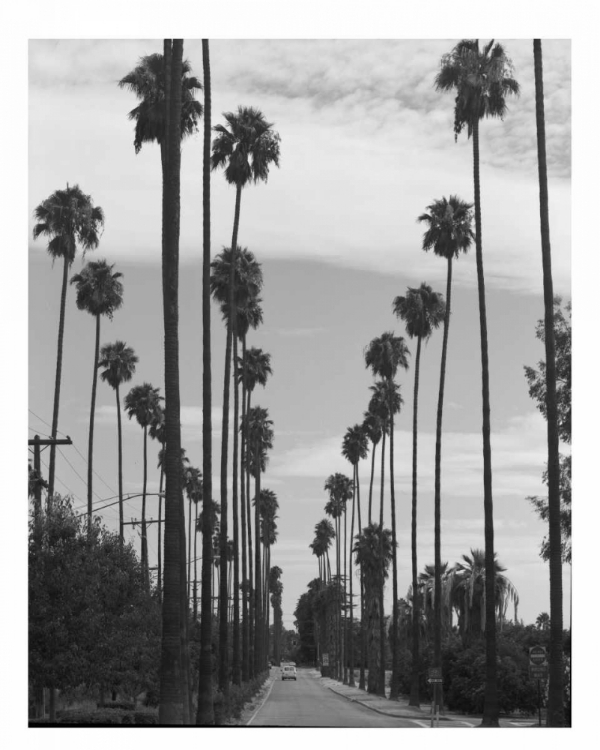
[29,435,72,511]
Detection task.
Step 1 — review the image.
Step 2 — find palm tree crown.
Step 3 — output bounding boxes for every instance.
[125,383,163,429]
[211,106,281,187]
[239,347,273,393]
[70,260,124,320]
[342,424,369,467]
[418,196,475,261]
[33,184,105,264]
[434,39,520,141]
[364,332,410,381]
[118,52,203,153]
[393,283,446,341]
[210,246,263,312]
[99,341,138,390]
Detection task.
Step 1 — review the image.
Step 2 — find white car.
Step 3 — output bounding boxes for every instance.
[281,665,297,681]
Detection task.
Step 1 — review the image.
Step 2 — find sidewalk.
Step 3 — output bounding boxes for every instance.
[311,670,533,727]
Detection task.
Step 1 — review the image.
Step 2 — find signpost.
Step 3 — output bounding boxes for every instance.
[529,646,548,727]
[428,668,442,727]
[322,653,329,666]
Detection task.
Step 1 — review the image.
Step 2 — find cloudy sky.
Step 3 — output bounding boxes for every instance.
[26,33,574,640]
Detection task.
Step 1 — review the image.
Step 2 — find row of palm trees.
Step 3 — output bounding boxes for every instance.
[306,38,564,726]
[33,40,284,723]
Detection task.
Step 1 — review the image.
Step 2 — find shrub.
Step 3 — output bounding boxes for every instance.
[98,701,135,711]
[59,708,130,725]
[134,709,158,725]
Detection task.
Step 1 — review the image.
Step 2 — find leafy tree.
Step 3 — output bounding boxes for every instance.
[99,341,138,542]
[70,260,124,529]
[32,184,105,501]
[435,40,519,726]
[393,282,445,706]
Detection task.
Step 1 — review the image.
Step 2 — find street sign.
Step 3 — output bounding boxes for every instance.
[322,654,329,666]
[428,667,442,683]
[529,664,549,680]
[529,645,547,666]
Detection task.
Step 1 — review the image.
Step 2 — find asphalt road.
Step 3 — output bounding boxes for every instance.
[247,668,421,727]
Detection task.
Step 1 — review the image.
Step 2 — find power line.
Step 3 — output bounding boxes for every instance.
[39,456,79,503]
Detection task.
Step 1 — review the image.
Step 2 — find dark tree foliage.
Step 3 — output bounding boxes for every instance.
[29,495,161,698]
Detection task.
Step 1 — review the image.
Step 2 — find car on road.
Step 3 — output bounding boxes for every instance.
[281,664,297,681]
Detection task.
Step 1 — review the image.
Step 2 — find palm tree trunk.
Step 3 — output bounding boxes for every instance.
[349,468,356,687]
[534,39,564,727]
[142,425,148,590]
[232,329,241,685]
[48,253,70,503]
[218,181,243,694]
[409,335,422,707]
[197,38,215,726]
[193,500,198,620]
[87,313,101,532]
[378,430,386,697]
[188,493,192,601]
[159,37,185,725]
[240,335,249,682]
[253,444,262,675]
[116,384,124,543]
[247,388,255,677]
[472,119,499,727]
[158,452,164,604]
[343,504,348,684]
[433,255,453,717]
[356,463,366,691]
[368,441,376,524]
[389,387,400,700]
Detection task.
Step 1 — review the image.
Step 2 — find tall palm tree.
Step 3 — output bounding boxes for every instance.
[158,39,186,725]
[417,194,474,715]
[533,38,564,726]
[125,383,163,589]
[32,184,105,502]
[236,299,264,683]
[435,40,519,726]
[353,524,393,695]
[70,260,123,529]
[257,488,278,663]
[211,106,280,689]
[183,465,203,612]
[98,341,138,543]
[314,518,335,583]
[197,36,214,727]
[269,567,283,665]
[365,333,409,699]
[149,406,166,601]
[244,405,274,673]
[362,410,383,526]
[342,424,369,689]
[210,246,263,690]
[324,472,353,682]
[393,283,445,706]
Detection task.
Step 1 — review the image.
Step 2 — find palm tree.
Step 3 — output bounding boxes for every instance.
[70,260,123,529]
[536,612,550,631]
[365,333,409,699]
[325,472,353,682]
[314,518,335,583]
[149,405,166,601]
[98,341,138,542]
[211,105,280,688]
[362,410,383,526]
[393,283,445,706]
[183,465,203,614]
[33,185,105,501]
[435,40,519,727]
[158,39,186,725]
[197,37,215,727]
[417,194,474,715]
[118,51,202,166]
[451,549,519,645]
[125,383,163,589]
[210,246,263,690]
[244,405,274,674]
[533,39,564,726]
[342,424,369,689]
[353,524,393,694]
[269,567,283,665]
[257,488,278,662]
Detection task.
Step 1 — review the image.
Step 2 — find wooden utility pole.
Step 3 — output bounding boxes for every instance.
[28,435,72,512]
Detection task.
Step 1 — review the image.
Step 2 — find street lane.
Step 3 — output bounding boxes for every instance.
[248,668,421,727]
